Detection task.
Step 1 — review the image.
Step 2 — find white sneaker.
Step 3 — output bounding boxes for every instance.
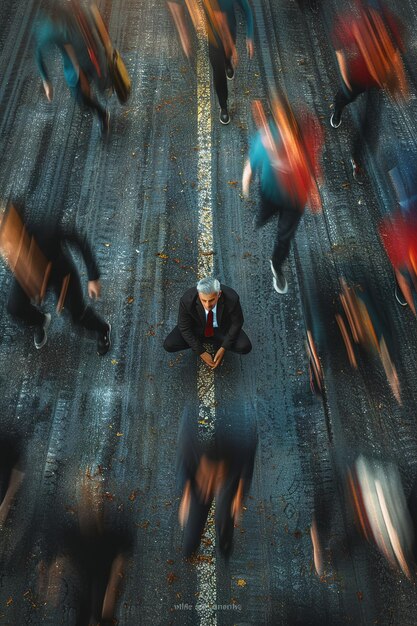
[34,313,51,349]
[270,260,288,294]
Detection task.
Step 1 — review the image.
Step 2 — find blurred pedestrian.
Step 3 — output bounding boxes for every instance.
[34,4,110,135]
[177,403,257,558]
[167,0,254,124]
[0,433,25,528]
[1,205,111,355]
[204,0,254,124]
[163,276,252,368]
[242,98,323,294]
[329,0,407,182]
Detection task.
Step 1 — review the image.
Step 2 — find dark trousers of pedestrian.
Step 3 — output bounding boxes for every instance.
[334,82,382,163]
[183,485,235,558]
[7,264,107,335]
[208,39,234,110]
[71,76,106,124]
[163,326,252,354]
[257,194,303,273]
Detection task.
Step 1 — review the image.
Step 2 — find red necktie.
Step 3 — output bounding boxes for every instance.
[205,309,214,337]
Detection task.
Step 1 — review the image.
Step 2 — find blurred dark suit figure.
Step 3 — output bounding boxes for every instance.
[177,403,257,558]
[6,219,111,355]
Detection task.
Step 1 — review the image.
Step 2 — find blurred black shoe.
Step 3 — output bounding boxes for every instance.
[350,158,364,185]
[330,110,342,128]
[97,323,111,356]
[225,63,235,80]
[220,108,230,125]
[395,285,408,307]
[100,109,110,136]
[34,313,51,350]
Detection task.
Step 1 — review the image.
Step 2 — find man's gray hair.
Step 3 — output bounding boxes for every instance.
[196,276,221,295]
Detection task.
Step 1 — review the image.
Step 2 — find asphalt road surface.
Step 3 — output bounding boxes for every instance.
[1,0,417,624]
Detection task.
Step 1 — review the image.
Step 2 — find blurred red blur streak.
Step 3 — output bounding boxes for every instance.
[351,6,408,101]
[0,204,51,303]
[379,212,417,271]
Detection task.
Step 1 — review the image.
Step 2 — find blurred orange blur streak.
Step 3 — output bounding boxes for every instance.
[379,336,401,405]
[352,7,408,101]
[348,470,370,541]
[184,0,205,34]
[252,99,267,130]
[0,204,51,303]
[335,313,357,368]
[56,273,71,314]
[339,281,360,343]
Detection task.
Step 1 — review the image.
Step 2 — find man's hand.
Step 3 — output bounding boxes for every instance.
[246,38,254,59]
[335,49,351,92]
[179,480,191,527]
[231,479,244,523]
[43,80,53,102]
[242,160,252,198]
[213,347,225,368]
[200,351,215,368]
[88,279,101,300]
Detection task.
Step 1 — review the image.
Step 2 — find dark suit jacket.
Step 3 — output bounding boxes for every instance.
[32,224,100,282]
[177,284,244,354]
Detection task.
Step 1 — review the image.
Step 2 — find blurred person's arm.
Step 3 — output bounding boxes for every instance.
[179,480,191,526]
[0,468,25,527]
[178,297,205,355]
[335,49,351,91]
[64,231,101,298]
[101,553,127,622]
[167,1,192,58]
[237,0,254,58]
[396,268,416,315]
[231,478,244,522]
[36,44,53,101]
[242,159,252,197]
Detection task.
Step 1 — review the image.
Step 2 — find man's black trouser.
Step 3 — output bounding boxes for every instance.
[163,326,252,354]
[208,35,235,110]
[334,82,382,163]
[71,78,106,123]
[7,264,107,334]
[183,484,235,558]
[257,194,303,273]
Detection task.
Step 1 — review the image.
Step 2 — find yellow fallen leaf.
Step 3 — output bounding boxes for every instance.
[236,579,247,587]
[116,432,123,437]
[111,359,118,365]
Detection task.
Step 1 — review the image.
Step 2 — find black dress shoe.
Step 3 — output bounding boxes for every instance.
[225,63,235,80]
[97,323,111,356]
[100,109,110,136]
[219,108,230,125]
